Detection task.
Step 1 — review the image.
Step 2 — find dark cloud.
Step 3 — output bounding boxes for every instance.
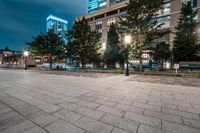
[0,0,87,50]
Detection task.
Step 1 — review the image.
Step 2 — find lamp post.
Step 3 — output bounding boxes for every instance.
[124,35,131,76]
[24,51,29,70]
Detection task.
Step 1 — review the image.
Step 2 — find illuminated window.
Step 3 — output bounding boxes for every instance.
[95,21,102,30]
[107,18,116,26]
[163,3,171,15]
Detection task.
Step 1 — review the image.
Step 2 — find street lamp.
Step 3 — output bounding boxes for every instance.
[24,51,29,70]
[102,42,106,50]
[124,35,131,76]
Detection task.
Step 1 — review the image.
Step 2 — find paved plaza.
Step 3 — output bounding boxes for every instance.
[0,69,200,133]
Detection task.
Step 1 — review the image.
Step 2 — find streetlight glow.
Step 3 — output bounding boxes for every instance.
[102,42,106,50]
[124,35,131,44]
[124,35,131,76]
[24,51,29,57]
[23,51,29,70]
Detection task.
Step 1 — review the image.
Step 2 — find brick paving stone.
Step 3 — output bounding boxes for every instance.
[76,107,105,120]
[163,121,200,133]
[44,119,84,133]
[76,95,96,102]
[34,95,64,105]
[169,101,193,108]
[0,102,7,110]
[100,114,138,133]
[0,120,35,133]
[192,104,200,109]
[162,108,200,120]
[95,99,118,107]
[74,117,113,133]
[53,109,82,123]
[137,124,168,133]
[111,128,129,133]
[22,126,47,133]
[182,118,200,129]
[147,100,163,107]
[134,97,148,104]
[61,96,80,103]
[0,110,20,121]
[0,107,12,115]
[4,99,27,108]
[24,98,61,113]
[77,100,100,109]
[115,103,144,114]
[178,106,200,114]
[109,98,133,105]
[34,103,60,113]
[58,102,82,111]
[124,112,161,128]
[28,111,58,127]
[133,102,161,112]
[97,105,125,117]
[13,104,40,116]
[164,104,178,110]
[144,110,183,124]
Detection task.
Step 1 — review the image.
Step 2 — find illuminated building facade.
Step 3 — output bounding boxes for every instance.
[0,47,21,64]
[80,0,200,67]
[84,0,200,48]
[46,15,68,43]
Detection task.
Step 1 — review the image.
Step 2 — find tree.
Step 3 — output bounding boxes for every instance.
[3,54,21,64]
[153,42,170,69]
[66,17,101,68]
[173,3,200,62]
[103,24,122,68]
[27,29,65,69]
[120,0,165,71]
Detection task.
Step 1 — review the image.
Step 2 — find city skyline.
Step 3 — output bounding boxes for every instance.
[0,0,87,51]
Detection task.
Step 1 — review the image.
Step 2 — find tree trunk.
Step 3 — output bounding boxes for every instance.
[160,60,164,70]
[139,51,143,71]
[139,57,143,71]
[112,62,115,68]
[49,57,53,69]
[81,63,85,69]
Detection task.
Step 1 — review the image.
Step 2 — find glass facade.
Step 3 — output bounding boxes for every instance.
[109,0,127,6]
[46,15,68,43]
[87,0,101,13]
[87,0,128,13]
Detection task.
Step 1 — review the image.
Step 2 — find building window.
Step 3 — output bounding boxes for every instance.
[107,18,116,26]
[109,0,127,5]
[99,0,107,8]
[157,15,171,23]
[182,0,198,7]
[95,21,102,30]
[163,3,171,15]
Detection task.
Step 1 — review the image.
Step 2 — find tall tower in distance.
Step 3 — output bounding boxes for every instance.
[46,15,68,43]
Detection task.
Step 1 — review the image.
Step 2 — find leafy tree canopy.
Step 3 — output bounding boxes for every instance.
[119,0,165,70]
[104,24,124,67]
[173,3,200,62]
[27,29,65,68]
[66,17,101,67]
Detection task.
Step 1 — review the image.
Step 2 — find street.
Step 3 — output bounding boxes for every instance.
[0,69,200,133]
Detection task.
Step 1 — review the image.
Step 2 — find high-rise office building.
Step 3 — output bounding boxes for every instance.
[84,0,200,48]
[46,15,68,42]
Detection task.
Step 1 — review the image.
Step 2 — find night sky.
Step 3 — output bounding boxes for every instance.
[0,0,87,51]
